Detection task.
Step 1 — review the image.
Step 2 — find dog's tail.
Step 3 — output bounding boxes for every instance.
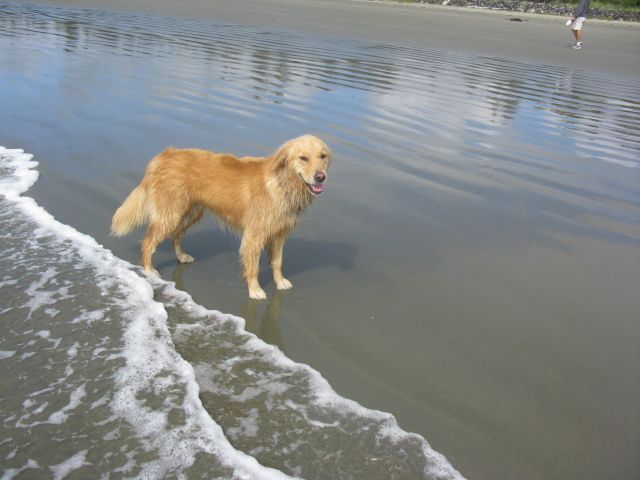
[111,184,149,236]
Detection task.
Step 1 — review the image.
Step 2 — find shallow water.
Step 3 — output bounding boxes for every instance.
[1,2,639,480]
[0,150,282,480]
[1,147,459,480]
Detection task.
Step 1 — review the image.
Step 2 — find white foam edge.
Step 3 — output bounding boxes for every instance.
[0,147,39,198]
[0,147,295,480]
[161,281,465,480]
[1,147,464,479]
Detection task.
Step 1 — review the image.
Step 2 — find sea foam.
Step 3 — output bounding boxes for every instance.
[1,146,295,480]
[1,146,464,480]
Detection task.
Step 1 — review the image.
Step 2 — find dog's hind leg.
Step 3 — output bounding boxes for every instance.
[140,222,170,276]
[141,207,184,276]
[268,230,293,291]
[172,205,204,264]
[240,231,267,300]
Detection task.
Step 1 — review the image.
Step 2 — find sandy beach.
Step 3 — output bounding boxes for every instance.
[24,0,640,75]
[2,1,639,479]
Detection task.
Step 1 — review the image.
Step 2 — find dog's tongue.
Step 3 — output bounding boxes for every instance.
[312,183,324,194]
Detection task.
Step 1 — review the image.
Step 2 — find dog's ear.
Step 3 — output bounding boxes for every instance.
[272,141,291,170]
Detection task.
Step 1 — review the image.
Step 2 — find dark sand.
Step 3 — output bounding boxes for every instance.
[4,1,639,479]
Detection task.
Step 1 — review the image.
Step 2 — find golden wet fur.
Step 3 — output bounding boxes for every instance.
[111,135,332,299]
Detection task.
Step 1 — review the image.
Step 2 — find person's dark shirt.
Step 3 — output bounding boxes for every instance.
[575,0,591,17]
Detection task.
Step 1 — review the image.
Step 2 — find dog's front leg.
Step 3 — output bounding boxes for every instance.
[240,233,266,300]
[269,232,293,291]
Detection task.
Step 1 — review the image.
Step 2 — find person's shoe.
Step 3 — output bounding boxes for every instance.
[572,42,582,49]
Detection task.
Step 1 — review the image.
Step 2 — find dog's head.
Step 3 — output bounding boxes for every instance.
[273,135,332,195]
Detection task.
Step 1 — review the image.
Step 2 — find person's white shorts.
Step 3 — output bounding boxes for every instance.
[570,17,586,30]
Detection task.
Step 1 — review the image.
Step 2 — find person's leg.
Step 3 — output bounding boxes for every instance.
[571,17,584,48]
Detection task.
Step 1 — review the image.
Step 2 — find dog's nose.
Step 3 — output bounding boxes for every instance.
[314,171,326,183]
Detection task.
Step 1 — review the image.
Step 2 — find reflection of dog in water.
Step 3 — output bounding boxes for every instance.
[243,290,287,352]
[111,135,332,299]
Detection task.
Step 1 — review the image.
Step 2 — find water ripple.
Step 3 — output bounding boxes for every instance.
[1,3,640,479]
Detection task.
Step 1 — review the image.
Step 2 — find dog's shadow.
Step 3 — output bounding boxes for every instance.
[156,231,355,353]
[155,229,357,283]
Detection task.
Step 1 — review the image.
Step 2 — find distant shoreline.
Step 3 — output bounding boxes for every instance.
[370,0,640,22]
[13,0,640,75]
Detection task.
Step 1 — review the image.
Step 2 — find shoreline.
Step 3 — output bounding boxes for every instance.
[3,4,640,479]
[369,0,640,22]
[17,0,640,76]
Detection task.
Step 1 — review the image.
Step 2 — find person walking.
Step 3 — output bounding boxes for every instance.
[568,0,591,49]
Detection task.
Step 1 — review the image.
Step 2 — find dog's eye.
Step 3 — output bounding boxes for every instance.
[299,156,309,162]
[320,153,326,159]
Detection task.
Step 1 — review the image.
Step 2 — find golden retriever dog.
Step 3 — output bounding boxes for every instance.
[111,135,331,299]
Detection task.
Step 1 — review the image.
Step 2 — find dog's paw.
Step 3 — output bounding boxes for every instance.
[276,278,293,290]
[144,267,160,278]
[177,253,195,264]
[249,287,267,300]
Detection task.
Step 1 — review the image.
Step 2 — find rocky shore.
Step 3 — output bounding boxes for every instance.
[399,0,640,21]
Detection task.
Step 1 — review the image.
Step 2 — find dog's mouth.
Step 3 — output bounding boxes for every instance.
[306,182,324,195]
[299,175,325,195]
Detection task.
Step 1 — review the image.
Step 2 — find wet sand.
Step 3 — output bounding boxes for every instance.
[3,2,639,480]
[23,0,640,76]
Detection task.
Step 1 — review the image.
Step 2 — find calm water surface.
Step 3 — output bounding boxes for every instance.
[1,2,639,480]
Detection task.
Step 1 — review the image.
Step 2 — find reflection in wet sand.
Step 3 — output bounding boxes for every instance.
[242,291,288,353]
[1,3,639,480]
